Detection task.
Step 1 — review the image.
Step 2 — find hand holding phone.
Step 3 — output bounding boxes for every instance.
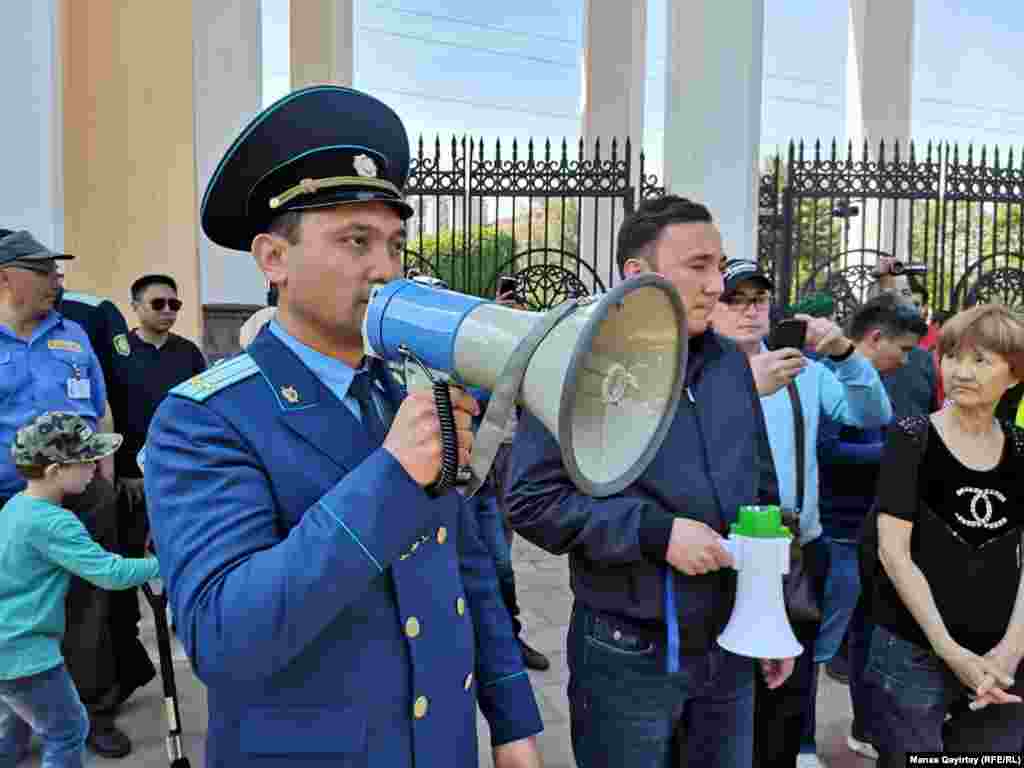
[497,275,521,305]
[766,318,808,352]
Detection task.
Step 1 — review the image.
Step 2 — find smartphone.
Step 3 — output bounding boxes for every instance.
[767,318,808,351]
[497,275,520,300]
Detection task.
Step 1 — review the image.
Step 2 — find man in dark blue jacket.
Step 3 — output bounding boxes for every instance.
[506,196,786,768]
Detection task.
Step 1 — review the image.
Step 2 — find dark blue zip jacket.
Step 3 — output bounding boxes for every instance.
[505,331,779,653]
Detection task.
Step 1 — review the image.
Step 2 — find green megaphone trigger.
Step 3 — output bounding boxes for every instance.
[731,505,791,539]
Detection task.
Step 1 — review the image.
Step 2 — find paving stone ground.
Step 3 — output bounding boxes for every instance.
[21,536,873,767]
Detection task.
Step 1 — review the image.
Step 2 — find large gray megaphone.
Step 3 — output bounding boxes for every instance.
[362,274,687,497]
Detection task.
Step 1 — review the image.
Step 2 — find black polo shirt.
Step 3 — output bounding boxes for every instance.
[112,330,207,478]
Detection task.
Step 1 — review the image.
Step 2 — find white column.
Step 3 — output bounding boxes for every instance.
[0,0,63,248]
[290,0,354,89]
[580,0,647,289]
[663,0,765,263]
[193,0,265,305]
[846,0,915,260]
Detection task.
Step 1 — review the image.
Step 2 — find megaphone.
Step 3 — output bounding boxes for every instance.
[362,274,687,498]
[717,506,803,659]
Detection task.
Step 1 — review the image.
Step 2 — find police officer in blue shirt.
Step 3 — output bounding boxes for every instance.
[0,230,137,756]
[0,231,109,505]
[144,86,543,768]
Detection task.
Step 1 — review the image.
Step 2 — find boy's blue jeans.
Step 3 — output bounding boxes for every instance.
[0,663,90,768]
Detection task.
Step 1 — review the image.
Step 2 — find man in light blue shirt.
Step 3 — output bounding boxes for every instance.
[710,259,892,768]
[0,232,108,502]
[0,230,132,757]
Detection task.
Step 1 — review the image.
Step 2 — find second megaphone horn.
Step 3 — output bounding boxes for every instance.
[362,274,688,497]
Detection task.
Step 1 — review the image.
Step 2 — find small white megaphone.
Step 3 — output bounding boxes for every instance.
[717,505,803,659]
[362,274,687,498]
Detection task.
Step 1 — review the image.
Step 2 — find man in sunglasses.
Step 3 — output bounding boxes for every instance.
[117,273,206,505]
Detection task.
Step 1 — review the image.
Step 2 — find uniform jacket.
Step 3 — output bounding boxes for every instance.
[144,328,541,768]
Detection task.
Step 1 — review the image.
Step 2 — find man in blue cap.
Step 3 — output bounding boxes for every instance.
[143,86,543,768]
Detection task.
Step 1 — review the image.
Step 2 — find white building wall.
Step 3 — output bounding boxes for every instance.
[1,0,63,249]
[194,0,266,305]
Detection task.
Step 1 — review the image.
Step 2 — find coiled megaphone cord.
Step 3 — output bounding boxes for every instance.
[398,347,460,497]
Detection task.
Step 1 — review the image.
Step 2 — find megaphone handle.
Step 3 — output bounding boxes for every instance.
[425,380,460,498]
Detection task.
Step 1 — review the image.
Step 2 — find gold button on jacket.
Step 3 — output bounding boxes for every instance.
[436,526,448,545]
[405,617,420,638]
[456,597,466,616]
[464,673,473,691]
[413,695,429,719]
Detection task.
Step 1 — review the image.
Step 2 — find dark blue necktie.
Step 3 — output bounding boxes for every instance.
[348,369,387,447]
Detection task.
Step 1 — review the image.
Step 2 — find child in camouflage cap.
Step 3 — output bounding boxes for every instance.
[0,412,160,768]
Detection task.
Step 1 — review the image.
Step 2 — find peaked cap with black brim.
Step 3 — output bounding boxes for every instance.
[202,85,414,252]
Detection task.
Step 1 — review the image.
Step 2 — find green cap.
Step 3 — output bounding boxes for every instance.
[731,505,792,539]
[12,412,122,467]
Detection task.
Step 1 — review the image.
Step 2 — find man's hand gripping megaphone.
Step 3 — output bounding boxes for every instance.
[382,382,480,490]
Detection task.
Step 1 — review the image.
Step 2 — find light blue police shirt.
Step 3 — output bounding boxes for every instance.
[0,312,107,496]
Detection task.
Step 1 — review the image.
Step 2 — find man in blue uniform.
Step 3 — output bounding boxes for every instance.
[144,86,543,768]
[0,230,136,756]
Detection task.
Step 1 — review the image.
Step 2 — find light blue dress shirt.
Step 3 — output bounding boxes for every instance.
[759,345,893,544]
[0,312,107,497]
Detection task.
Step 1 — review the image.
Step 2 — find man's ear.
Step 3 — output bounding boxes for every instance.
[622,257,652,279]
[252,233,289,289]
[43,463,61,480]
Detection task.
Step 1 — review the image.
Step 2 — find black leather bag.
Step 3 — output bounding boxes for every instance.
[781,381,822,623]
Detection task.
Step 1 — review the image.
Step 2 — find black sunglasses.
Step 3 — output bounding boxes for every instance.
[150,298,182,312]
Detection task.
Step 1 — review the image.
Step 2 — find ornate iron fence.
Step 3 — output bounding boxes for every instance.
[760,140,1024,319]
[402,135,1024,320]
[401,136,664,310]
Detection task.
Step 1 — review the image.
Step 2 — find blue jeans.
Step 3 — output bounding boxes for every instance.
[0,663,90,768]
[815,537,860,664]
[567,602,754,768]
[865,625,1024,768]
[800,536,861,752]
[847,597,875,740]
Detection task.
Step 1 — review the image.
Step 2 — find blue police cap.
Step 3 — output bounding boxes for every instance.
[202,86,414,252]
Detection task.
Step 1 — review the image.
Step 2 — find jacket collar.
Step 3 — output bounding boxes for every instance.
[246,326,380,471]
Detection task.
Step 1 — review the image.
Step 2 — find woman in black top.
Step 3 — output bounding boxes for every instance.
[866,304,1024,766]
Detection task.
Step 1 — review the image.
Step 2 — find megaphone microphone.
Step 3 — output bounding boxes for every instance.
[717,506,803,659]
[363,274,688,498]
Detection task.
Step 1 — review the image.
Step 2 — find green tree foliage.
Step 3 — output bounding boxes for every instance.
[513,198,580,257]
[910,201,1024,308]
[405,226,517,298]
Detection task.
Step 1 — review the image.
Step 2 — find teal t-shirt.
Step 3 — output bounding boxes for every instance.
[0,493,160,680]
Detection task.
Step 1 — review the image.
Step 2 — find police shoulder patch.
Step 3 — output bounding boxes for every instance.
[113,334,131,357]
[170,353,260,402]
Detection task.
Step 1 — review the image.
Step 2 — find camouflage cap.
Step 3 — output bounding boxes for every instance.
[12,412,122,467]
